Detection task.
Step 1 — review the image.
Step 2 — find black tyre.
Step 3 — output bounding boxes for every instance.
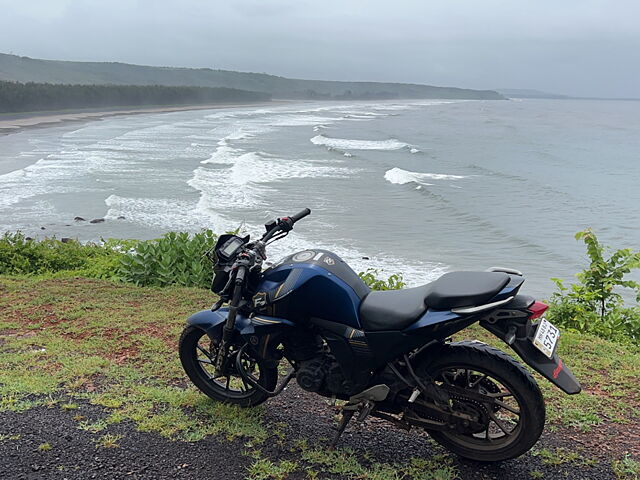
[418,341,545,462]
[179,325,277,408]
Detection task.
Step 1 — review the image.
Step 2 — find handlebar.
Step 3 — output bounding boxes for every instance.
[234,264,247,285]
[289,208,311,223]
[261,208,311,242]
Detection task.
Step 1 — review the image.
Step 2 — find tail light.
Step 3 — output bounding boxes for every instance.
[528,301,549,319]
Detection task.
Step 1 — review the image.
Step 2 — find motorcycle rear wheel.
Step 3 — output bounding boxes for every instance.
[179,325,277,408]
[419,341,545,462]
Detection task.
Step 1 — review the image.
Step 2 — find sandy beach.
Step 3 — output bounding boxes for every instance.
[0,102,277,136]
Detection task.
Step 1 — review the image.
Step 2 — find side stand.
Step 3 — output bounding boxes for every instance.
[329,384,390,449]
[330,409,355,449]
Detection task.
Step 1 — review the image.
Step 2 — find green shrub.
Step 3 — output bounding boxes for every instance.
[358,268,406,290]
[548,229,640,344]
[0,232,124,278]
[118,230,216,288]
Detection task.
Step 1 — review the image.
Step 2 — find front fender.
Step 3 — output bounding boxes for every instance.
[186,309,295,365]
[186,309,228,338]
[186,309,295,338]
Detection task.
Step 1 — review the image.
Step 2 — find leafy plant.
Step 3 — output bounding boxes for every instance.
[118,230,217,288]
[548,229,640,344]
[358,268,406,290]
[0,232,125,278]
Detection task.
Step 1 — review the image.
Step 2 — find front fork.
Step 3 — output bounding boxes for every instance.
[214,265,247,374]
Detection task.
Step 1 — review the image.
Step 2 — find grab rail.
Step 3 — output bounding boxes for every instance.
[485,266,523,276]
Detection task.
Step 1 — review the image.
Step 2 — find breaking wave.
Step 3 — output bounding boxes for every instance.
[310,135,410,151]
[384,167,467,185]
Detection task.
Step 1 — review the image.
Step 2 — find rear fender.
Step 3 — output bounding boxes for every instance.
[480,308,581,395]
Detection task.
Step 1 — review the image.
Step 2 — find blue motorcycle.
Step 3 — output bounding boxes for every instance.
[179,209,580,461]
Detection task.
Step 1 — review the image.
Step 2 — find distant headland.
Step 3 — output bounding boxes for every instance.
[0,53,503,101]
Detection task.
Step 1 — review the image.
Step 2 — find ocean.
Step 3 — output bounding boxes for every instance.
[1,98,638,298]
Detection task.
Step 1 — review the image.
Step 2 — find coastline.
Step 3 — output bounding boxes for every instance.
[0,101,281,136]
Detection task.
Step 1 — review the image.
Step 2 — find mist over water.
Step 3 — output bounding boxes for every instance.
[1,99,638,298]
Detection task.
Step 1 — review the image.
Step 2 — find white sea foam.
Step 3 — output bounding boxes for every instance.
[267,114,338,127]
[0,152,104,207]
[410,147,420,154]
[201,145,243,165]
[104,194,234,233]
[311,135,410,151]
[384,167,467,185]
[191,150,354,210]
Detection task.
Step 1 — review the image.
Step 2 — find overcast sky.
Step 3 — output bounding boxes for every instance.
[1,0,639,97]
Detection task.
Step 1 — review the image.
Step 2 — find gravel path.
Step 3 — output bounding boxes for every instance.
[0,385,620,480]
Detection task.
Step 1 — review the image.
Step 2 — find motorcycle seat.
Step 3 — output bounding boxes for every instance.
[424,271,510,310]
[359,284,432,331]
[359,271,510,331]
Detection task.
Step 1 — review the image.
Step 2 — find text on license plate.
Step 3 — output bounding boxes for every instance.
[533,318,560,359]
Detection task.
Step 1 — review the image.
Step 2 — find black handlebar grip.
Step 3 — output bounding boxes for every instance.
[290,208,311,223]
[235,265,247,285]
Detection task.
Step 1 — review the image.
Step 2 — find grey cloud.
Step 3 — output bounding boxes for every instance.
[0,0,638,97]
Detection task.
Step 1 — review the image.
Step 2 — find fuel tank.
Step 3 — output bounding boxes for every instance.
[251,249,370,328]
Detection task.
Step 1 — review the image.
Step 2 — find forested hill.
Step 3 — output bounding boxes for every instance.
[0,53,503,100]
[0,81,270,114]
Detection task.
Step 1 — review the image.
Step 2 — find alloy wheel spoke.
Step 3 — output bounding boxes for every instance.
[495,399,520,415]
[194,338,258,398]
[489,411,512,435]
[196,344,213,360]
[486,391,513,399]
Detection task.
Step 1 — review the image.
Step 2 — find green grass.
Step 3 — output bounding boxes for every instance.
[455,324,640,432]
[297,446,459,480]
[94,433,123,449]
[0,276,268,443]
[37,442,52,452]
[613,455,640,480]
[532,447,580,466]
[1,275,638,478]
[247,459,298,480]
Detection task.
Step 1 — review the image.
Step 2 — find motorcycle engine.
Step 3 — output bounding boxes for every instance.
[296,354,353,394]
[284,331,355,395]
[296,356,329,392]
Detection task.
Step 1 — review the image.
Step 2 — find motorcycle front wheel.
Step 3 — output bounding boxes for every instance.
[418,341,546,462]
[179,325,277,408]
